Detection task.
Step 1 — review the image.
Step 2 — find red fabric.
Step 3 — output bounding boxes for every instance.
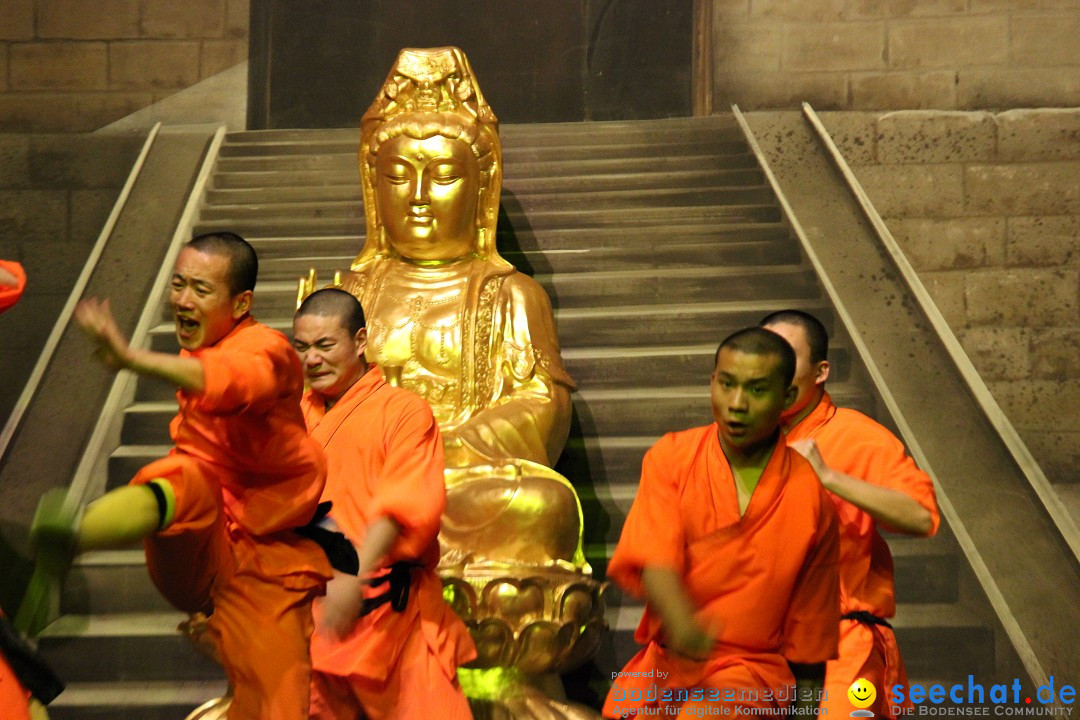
[603,425,839,718]
[786,392,939,719]
[302,366,476,719]
[0,609,31,720]
[0,260,26,314]
[131,317,331,720]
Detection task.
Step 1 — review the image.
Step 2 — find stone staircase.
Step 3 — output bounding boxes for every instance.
[41,115,996,717]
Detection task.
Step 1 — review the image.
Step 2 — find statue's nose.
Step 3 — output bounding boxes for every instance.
[411,178,430,204]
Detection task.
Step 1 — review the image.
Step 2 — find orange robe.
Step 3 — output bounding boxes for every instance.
[0,612,31,720]
[603,425,840,719]
[0,260,26,314]
[302,366,476,720]
[131,316,332,720]
[786,392,940,720]
[0,660,30,720]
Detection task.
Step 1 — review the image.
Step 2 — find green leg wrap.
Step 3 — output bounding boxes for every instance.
[14,488,80,636]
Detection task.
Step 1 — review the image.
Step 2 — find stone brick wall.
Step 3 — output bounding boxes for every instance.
[0,133,142,423]
[0,0,249,132]
[713,0,1080,110]
[821,109,1080,483]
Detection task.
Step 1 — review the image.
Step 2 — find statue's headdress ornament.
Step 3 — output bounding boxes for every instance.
[354,46,507,270]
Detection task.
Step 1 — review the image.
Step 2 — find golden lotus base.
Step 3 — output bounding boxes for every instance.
[442,566,608,675]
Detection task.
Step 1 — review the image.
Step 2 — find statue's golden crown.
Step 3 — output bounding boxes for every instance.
[362,46,498,132]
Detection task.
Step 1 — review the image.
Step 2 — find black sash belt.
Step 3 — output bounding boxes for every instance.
[0,614,64,704]
[359,561,419,617]
[294,503,417,617]
[294,502,360,575]
[843,610,893,629]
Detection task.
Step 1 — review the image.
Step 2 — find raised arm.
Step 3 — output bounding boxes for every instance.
[75,297,205,391]
[790,437,936,536]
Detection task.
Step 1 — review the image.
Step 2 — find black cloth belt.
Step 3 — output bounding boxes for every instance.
[294,501,360,575]
[842,610,893,629]
[294,502,418,617]
[0,614,64,704]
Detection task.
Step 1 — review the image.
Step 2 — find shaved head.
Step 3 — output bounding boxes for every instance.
[186,231,258,296]
[760,309,829,364]
[715,327,796,388]
[295,288,365,335]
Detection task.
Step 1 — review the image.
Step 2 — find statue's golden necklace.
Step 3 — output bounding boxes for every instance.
[377,288,463,365]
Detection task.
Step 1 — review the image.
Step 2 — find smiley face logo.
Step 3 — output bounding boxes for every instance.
[848,678,877,710]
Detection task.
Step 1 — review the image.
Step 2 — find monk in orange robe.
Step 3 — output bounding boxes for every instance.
[0,259,26,313]
[762,310,939,720]
[293,288,475,720]
[36,232,331,720]
[603,327,840,719]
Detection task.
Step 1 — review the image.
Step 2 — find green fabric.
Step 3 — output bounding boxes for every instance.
[14,489,77,636]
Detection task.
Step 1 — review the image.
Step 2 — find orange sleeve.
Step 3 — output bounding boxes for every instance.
[782,475,841,664]
[190,330,295,414]
[607,434,686,598]
[0,261,26,315]
[369,400,446,562]
[848,420,940,536]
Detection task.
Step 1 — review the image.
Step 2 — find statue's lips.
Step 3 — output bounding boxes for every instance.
[407,209,434,226]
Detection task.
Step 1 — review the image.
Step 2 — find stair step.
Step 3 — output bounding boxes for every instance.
[193,203,783,238]
[225,118,743,146]
[37,612,223,683]
[256,239,801,283]
[198,201,781,231]
[235,222,794,256]
[214,151,760,177]
[163,264,818,320]
[212,166,764,190]
[63,550,173,615]
[201,186,776,218]
[49,680,228,720]
[209,168,766,198]
[219,138,752,161]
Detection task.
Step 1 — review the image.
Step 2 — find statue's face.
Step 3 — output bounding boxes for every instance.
[376,134,480,261]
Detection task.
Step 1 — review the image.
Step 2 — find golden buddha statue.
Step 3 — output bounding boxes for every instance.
[341,47,586,574]
[296,49,605,719]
